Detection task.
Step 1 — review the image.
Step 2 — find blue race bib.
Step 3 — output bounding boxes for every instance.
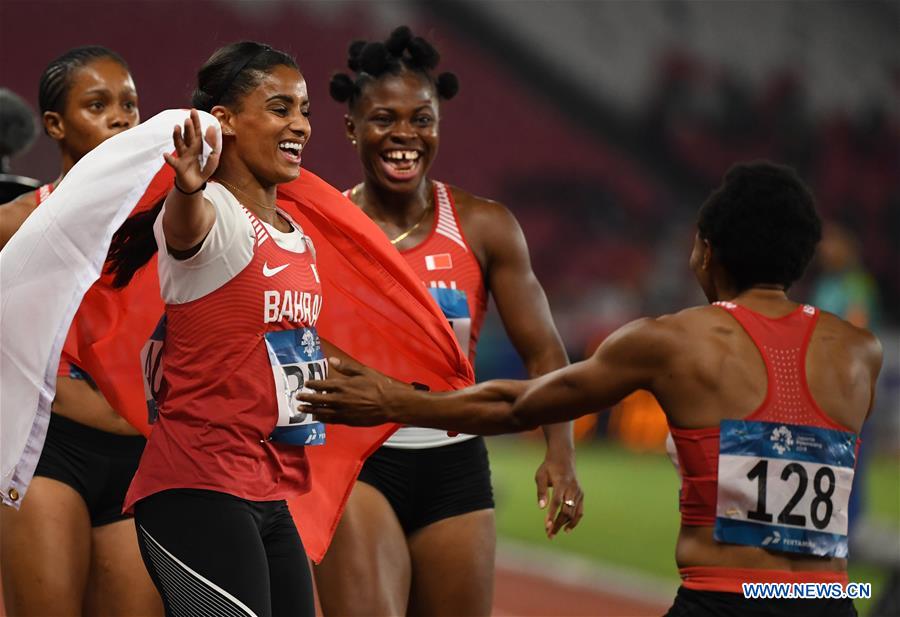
[264,328,327,446]
[428,287,470,356]
[715,419,856,557]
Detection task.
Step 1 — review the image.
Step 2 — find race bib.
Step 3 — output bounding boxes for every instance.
[140,316,167,424]
[715,419,856,557]
[428,287,470,356]
[264,328,327,446]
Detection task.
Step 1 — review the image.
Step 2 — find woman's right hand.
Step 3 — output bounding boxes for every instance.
[163,109,220,193]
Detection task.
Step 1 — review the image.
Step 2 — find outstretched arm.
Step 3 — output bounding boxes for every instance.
[300,316,676,434]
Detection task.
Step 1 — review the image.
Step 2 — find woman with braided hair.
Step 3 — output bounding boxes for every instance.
[316,26,583,616]
[0,46,163,617]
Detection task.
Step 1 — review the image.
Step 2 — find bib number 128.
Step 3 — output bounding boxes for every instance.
[746,460,836,530]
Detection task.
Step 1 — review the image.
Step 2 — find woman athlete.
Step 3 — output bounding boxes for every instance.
[103,41,346,617]
[0,46,162,616]
[302,162,882,617]
[315,26,582,617]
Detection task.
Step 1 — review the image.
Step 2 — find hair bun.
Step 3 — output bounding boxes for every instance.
[406,36,439,70]
[347,40,365,72]
[190,88,215,112]
[385,26,413,56]
[436,72,459,100]
[329,73,356,103]
[359,42,390,75]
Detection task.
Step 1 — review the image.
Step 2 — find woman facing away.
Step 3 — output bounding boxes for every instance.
[104,42,329,617]
[0,46,163,617]
[312,26,583,617]
[301,162,883,617]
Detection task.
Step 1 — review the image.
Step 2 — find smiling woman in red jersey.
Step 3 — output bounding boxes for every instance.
[313,26,583,617]
[0,47,163,617]
[101,42,340,617]
[302,162,883,617]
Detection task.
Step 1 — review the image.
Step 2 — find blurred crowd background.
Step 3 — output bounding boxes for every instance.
[1,2,898,612]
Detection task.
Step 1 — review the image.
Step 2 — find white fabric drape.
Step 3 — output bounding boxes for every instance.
[0,109,218,507]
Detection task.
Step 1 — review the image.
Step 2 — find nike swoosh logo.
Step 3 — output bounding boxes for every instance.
[263,262,289,277]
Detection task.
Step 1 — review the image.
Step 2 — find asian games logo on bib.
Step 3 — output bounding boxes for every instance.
[301,329,319,357]
[771,425,794,455]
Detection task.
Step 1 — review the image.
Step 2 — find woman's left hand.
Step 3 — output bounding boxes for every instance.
[535,448,584,538]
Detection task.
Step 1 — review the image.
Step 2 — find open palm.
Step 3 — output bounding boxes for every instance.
[163,109,220,193]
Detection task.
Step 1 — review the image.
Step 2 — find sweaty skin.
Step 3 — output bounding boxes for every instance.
[300,235,883,567]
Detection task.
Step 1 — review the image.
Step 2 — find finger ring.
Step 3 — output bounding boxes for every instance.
[564,499,576,507]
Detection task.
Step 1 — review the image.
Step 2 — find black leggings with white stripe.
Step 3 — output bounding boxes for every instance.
[134,489,314,617]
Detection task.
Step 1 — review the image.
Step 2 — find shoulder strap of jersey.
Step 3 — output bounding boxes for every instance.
[432,181,467,252]
[239,204,270,247]
[35,184,54,205]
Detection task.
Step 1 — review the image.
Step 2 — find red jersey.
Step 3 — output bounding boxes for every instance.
[346,181,486,448]
[669,302,858,591]
[345,181,486,363]
[124,206,323,509]
[401,181,487,364]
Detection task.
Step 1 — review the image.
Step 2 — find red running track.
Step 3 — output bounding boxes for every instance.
[0,563,671,616]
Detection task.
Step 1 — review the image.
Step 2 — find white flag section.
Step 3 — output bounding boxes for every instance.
[0,109,220,508]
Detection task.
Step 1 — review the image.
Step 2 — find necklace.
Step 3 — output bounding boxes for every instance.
[390,206,432,245]
[217,179,278,212]
[350,184,433,245]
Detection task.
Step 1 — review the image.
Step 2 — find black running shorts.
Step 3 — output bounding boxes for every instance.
[33,412,145,527]
[357,436,495,534]
[665,585,858,617]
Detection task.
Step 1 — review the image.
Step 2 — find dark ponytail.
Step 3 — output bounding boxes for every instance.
[329,26,459,109]
[105,41,297,288]
[105,200,164,288]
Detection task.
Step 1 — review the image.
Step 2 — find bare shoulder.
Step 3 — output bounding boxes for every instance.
[599,311,692,362]
[662,304,730,334]
[446,184,512,226]
[0,190,39,213]
[816,309,883,371]
[0,191,39,248]
[445,184,520,261]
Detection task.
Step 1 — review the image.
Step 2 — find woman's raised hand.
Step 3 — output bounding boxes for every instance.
[163,109,221,193]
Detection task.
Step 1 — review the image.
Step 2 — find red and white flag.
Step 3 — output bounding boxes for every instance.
[425,253,453,271]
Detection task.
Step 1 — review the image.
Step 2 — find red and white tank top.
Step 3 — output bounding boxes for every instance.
[401,181,487,363]
[124,205,324,509]
[669,302,858,561]
[347,181,487,448]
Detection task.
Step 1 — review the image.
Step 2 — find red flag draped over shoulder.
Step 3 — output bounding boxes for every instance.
[72,166,473,562]
[277,174,473,559]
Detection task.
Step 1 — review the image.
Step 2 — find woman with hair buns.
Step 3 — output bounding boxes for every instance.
[0,46,163,617]
[316,26,583,616]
